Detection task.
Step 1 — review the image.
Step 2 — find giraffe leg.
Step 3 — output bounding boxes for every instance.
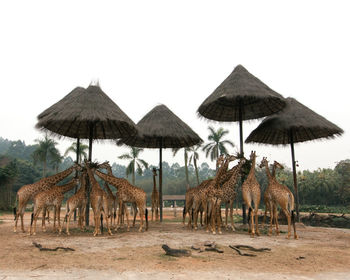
[273,206,279,236]
[14,202,25,233]
[31,207,42,236]
[151,205,154,221]
[125,205,130,231]
[102,210,112,236]
[282,208,291,239]
[249,206,255,237]
[230,201,235,231]
[156,203,159,221]
[132,204,137,227]
[138,207,144,232]
[58,205,62,235]
[216,200,222,235]
[66,209,74,235]
[254,207,260,236]
[268,203,274,236]
[225,204,228,230]
[42,207,47,232]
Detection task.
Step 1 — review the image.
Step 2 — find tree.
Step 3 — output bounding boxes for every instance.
[202,126,235,163]
[50,151,64,172]
[32,134,60,177]
[188,145,201,185]
[172,148,190,190]
[118,147,149,185]
[64,142,88,163]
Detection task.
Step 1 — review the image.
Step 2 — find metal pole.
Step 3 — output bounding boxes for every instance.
[239,103,247,225]
[85,123,93,226]
[159,138,163,222]
[290,130,300,222]
[74,137,80,221]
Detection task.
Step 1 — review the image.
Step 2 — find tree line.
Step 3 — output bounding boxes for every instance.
[0,134,349,211]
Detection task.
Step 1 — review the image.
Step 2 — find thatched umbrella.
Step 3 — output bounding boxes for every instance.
[118,104,203,221]
[36,84,137,225]
[245,97,344,220]
[197,64,286,222]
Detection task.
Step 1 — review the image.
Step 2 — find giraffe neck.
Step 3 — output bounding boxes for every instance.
[95,170,121,189]
[58,179,77,193]
[152,174,157,192]
[214,159,229,184]
[44,166,74,185]
[104,182,114,197]
[86,166,100,190]
[226,161,245,187]
[264,163,273,182]
[247,156,256,178]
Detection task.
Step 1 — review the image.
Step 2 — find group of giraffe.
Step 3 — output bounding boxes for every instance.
[13,160,150,236]
[183,151,298,239]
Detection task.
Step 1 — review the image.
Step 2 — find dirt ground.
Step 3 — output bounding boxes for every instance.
[1,209,350,280]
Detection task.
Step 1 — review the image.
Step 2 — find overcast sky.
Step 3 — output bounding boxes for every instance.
[0,1,349,172]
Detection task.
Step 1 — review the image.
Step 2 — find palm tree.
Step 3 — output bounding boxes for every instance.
[50,151,64,172]
[202,126,235,163]
[188,145,201,185]
[118,147,149,185]
[32,134,61,177]
[64,142,88,163]
[172,148,190,190]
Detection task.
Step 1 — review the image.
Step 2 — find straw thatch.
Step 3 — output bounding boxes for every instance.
[198,65,286,121]
[118,104,203,148]
[245,97,344,145]
[36,85,137,139]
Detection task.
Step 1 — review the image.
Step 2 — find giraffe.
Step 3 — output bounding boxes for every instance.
[260,157,298,239]
[151,168,159,221]
[191,155,225,232]
[205,154,239,234]
[182,179,210,228]
[65,169,88,235]
[242,151,261,237]
[104,182,117,228]
[262,160,284,228]
[30,178,79,235]
[94,169,148,232]
[84,161,113,236]
[193,154,236,234]
[14,163,81,233]
[218,157,246,231]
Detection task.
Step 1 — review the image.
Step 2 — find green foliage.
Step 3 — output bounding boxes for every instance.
[202,126,235,162]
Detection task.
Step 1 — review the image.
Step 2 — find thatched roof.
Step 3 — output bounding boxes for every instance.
[198,65,286,121]
[245,97,344,145]
[118,104,203,148]
[36,85,137,139]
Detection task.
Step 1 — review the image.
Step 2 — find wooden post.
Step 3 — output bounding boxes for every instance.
[159,138,163,222]
[74,137,80,221]
[238,103,247,225]
[290,130,300,222]
[85,123,93,226]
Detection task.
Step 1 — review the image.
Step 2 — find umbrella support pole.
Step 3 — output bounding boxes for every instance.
[74,137,80,222]
[239,104,247,225]
[159,140,163,222]
[85,125,93,227]
[290,132,300,222]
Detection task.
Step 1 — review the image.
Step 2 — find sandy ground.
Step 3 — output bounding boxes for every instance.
[0,209,350,280]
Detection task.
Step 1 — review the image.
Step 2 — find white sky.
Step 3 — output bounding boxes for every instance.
[0,0,349,172]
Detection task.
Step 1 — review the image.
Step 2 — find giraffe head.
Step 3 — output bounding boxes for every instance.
[97,161,112,172]
[225,154,237,163]
[273,160,284,170]
[216,154,225,170]
[249,151,257,161]
[73,162,83,172]
[152,167,158,176]
[259,157,269,168]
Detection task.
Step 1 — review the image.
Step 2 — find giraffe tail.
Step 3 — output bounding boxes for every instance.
[30,213,34,226]
[145,208,148,231]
